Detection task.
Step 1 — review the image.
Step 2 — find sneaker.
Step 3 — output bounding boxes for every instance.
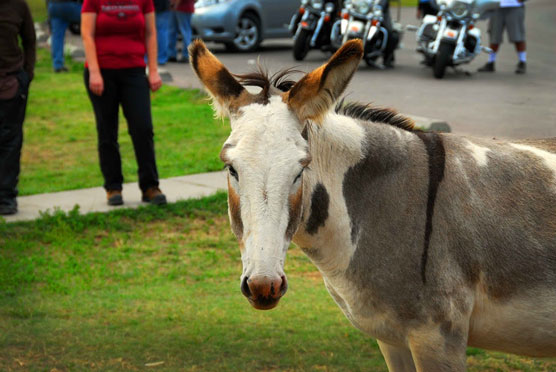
[142,187,167,205]
[0,199,17,215]
[515,61,526,74]
[107,190,123,206]
[168,56,178,63]
[478,62,495,72]
[54,66,69,73]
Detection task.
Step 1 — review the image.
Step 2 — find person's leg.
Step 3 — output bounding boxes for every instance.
[380,4,396,67]
[118,68,162,196]
[168,11,178,61]
[479,10,503,71]
[179,12,193,59]
[48,3,70,71]
[155,11,171,65]
[84,69,124,192]
[68,1,82,23]
[507,6,526,73]
[0,73,30,214]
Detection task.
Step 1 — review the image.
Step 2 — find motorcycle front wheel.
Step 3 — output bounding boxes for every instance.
[433,42,455,79]
[293,28,312,61]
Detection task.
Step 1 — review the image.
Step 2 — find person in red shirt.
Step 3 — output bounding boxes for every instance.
[81,0,167,206]
[168,0,194,63]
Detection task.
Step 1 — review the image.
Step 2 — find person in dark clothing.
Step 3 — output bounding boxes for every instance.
[417,0,438,19]
[81,0,167,206]
[378,0,398,68]
[47,0,82,72]
[0,0,36,215]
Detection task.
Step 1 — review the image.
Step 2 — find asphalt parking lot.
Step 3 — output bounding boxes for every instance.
[165,0,555,140]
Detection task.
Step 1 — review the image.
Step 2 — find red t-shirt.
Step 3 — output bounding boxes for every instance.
[176,0,194,13]
[82,0,154,69]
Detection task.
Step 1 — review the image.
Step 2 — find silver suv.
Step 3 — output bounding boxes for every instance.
[192,0,300,52]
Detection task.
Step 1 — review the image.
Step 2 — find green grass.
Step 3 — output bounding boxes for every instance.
[21,48,229,196]
[1,195,555,371]
[27,0,47,22]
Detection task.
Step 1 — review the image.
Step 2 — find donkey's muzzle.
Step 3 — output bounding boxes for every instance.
[241,275,288,310]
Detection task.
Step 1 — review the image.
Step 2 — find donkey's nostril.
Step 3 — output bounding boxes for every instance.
[280,275,288,296]
[241,276,252,298]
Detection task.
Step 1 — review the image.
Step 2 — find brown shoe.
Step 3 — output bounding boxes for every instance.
[107,190,123,206]
[142,187,167,205]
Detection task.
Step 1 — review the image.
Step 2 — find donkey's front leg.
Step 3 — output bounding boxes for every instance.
[407,325,468,372]
[377,340,416,372]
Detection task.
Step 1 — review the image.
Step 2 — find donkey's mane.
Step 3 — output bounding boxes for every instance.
[234,65,302,97]
[234,66,415,132]
[335,99,416,132]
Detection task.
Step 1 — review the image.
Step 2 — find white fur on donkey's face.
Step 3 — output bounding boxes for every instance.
[223,96,310,281]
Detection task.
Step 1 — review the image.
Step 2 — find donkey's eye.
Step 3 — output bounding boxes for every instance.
[228,165,239,180]
[294,169,304,184]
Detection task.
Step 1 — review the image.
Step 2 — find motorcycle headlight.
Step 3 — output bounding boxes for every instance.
[450,1,470,18]
[325,2,335,13]
[311,0,324,10]
[301,0,310,5]
[372,4,383,17]
[352,0,371,14]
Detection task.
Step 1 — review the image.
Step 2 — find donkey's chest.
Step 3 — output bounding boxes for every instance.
[321,275,408,345]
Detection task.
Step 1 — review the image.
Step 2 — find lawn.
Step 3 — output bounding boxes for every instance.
[1,196,555,371]
[21,49,229,196]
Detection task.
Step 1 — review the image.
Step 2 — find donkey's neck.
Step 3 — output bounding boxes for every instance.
[293,111,417,277]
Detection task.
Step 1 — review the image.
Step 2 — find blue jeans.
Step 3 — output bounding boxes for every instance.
[47,2,82,70]
[168,11,192,60]
[156,11,171,64]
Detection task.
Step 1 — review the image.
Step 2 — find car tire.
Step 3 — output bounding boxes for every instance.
[225,13,261,52]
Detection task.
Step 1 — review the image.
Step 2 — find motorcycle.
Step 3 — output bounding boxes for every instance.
[413,0,499,78]
[331,0,403,68]
[290,0,341,61]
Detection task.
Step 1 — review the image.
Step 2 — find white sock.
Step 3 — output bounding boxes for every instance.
[518,51,527,62]
[488,52,497,63]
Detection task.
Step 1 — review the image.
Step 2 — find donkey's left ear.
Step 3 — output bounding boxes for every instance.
[286,39,363,123]
[189,39,248,118]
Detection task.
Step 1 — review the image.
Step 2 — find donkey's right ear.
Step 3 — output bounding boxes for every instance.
[189,40,248,118]
[285,39,363,123]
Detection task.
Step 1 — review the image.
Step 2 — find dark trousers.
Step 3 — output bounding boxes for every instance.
[0,71,30,203]
[419,2,439,17]
[84,68,159,193]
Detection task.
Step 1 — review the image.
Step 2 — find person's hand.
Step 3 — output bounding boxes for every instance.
[416,9,422,19]
[149,70,163,92]
[89,71,104,96]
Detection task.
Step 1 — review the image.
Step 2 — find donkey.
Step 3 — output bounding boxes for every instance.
[189,39,556,371]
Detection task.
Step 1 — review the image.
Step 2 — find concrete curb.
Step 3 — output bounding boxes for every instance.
[2,172,227,223]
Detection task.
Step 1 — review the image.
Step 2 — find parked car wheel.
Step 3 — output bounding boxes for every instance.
[225,13,261,52]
